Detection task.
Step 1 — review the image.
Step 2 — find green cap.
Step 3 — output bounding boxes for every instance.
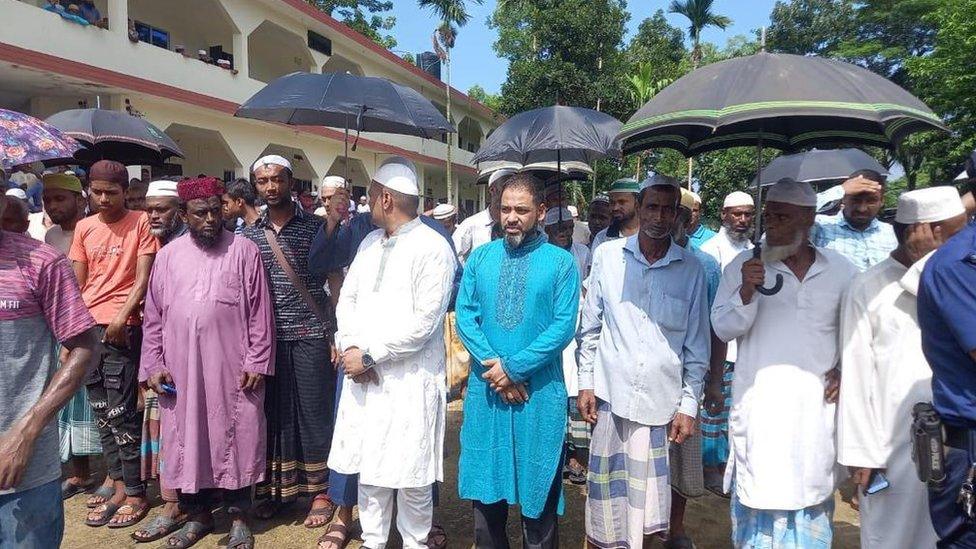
[608,178,640,194]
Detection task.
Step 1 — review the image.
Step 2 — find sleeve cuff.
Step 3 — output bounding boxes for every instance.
[368,341,391,364]
[678,395,699,419]
[578,369,594,391]
[499,357,525,384]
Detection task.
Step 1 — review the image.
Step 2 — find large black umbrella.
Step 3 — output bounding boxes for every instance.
[46,108,183,165]
[749,148,888,188]
[619,52,947,157]
[235,72,454,141]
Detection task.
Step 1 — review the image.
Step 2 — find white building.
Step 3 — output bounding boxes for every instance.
[0,0,498,213]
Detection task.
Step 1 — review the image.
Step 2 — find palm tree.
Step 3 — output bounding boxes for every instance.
[627,63,672,179]
[669,0,731,187]
[419,0,484,207]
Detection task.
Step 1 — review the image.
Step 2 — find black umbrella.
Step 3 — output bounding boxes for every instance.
[46,108,183,166]
[749,148,888,188]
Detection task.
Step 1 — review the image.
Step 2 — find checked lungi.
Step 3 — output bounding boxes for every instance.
[59,387,102,461]
[566,396,591,451]
[731,487,834,549]
[586,402,670,549]
[702,361,733,468]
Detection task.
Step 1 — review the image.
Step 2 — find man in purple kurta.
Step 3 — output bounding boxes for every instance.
[139,176,275,548]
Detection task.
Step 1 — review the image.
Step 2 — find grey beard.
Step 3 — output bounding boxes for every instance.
[150,220,182,241]
[504,232,524,248]
[727,226,754,242]
[762,233,804,263]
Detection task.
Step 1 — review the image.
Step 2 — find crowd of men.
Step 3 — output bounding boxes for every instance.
[2,150,976,549]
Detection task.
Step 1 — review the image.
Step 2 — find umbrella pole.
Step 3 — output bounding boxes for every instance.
[753,130,784,296]
[344,115,349,186]
[558,149,563,222]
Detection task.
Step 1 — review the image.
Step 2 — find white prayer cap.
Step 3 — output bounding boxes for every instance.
[322,175,345,189]
[689,190,702,205]
[373,156,419,196]
[251,154,292,174]
[895,187,965,224]
[146,179,179,198]
[724,191,754,209]
[765,178,817,207]
[4,188,27,201]
[567,205,579,218]
[488,168,517,188]
[544,207,574,226]
[9,172,38,187]
[432,203,456,220]
[314,206,327,217]
[640,173,680,191]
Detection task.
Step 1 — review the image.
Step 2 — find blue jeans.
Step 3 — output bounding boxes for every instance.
[929,445,976,548]
[0,479,64,549]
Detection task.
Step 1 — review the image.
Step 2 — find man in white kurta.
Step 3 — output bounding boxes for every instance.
[838,187,968,549]
[328,157,456,549]
[711,179,857,548]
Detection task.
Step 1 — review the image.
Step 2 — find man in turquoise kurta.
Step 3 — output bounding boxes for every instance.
[456,173,581,549]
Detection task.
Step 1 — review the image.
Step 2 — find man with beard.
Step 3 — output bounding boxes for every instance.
[242,155,337,528]
[590,178,640,251]
[687,191,716,249]
[42,173,87,253]
[812,170,897,271]
[700,191,755,269]
[712,178,856,548]
[578,176,708,549]
[139,176,273,548]
[587,195,611,248]
[457,173,580,548]
[145,180,185,245]
[454,168,515,263]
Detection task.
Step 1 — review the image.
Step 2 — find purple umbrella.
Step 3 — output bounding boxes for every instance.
[0,108,81,170]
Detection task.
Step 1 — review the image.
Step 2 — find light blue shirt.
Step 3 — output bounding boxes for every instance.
[578,236,710,425]
[812,184,898,271]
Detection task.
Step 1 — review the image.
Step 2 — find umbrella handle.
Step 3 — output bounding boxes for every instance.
[752,246,784,296]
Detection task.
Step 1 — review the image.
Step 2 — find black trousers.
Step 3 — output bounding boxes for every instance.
[177,487,251,516]
[929,439,976,548]
[472,476,560,549]
[85,325,144,496]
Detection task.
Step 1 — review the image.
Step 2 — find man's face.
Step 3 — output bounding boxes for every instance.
[764,201,815,247]
[588,202,611,235]
[126,184,147,211]
[253,165,293,208]
[90,180,126,216]
[639,188,677,240]
[330,188,351,219]
[722,205,756,240]
[672,207,692,243]
[221,193,244,221]
[690,202,702,229]
[320,185,336,206]
[146,196,182,239]
[842,185,884,230]
[610,193,637,225]
[183,196,223,248]
[42,188,82,226]
[0,198,29,233]
[500,185,545,247]
[544,219,575,249]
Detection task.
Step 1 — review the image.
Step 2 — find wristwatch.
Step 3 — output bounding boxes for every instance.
[362,352,376,370]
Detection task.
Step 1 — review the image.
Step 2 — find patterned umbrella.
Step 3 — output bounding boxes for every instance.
[0,108,81,170]
[46,108,184,166]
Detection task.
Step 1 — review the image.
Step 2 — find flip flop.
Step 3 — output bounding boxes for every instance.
[426,523,448,549]
[85,502,121,527]
[227,520,255,549]
[130,515,185,543]
[164,520,213,549]
[304,496,337,528]
[62,479,92,500]
[317,522,350,549]
[86,485,116,508]
[106,501,150,528]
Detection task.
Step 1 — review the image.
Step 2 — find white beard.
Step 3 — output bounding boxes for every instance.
[762,233,804,263]
[504,232,525,248]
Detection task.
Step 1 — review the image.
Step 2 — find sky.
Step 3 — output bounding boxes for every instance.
[388,0,781,95]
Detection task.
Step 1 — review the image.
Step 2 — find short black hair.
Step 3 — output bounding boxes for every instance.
[637,184,680,208]
[225,178,257,206]
[850,169,886,186]
[501,173,544,206]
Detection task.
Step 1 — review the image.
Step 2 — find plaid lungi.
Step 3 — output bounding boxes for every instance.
[566,397,591,451]
[702,361,733,468]
[586,402,670,549]
[731,487,834,549]
[140,389,161,480]
[58,386,102,461]
[669,427,704,498]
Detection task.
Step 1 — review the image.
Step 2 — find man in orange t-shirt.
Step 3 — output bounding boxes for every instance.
[68,160,158,529]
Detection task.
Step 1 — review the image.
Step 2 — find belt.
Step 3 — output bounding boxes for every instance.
[945,424,976,450]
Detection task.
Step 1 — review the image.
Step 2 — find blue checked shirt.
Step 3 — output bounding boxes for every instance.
[811,215,897,272]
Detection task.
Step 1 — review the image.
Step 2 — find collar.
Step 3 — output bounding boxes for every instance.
[382,216,423,241]
[623,235,684,269]
[839,215,881,233]
[767,244,833,281]
[256,201,305,230]
[899,252,933,296]
[503,228,545,255]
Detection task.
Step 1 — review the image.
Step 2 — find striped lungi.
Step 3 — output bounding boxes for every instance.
[702,361,733,468]
[566,396,591,451]
[586,402,670,549]
[731,487,834,549]
[59,387,102,461]
[140,389,161,480]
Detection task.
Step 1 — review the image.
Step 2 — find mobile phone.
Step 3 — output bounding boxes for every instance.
[865,470,890,495]
[160,383,177,395]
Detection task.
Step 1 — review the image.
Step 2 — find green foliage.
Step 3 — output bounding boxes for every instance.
[767,0,857,56]
[306,0,397,49]
[668,0,732,65]
[467,85,503,112]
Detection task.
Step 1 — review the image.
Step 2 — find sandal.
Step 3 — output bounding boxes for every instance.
[227,520,256,549]
[130,514,185,543]
[62,479,92,500]
[317,522,350,549]
[85,502,120,527]
[427,523,448,549]
[86,485,116,508]
[164,520,214,549]
[304,495,337,528]
[107,501,150,528]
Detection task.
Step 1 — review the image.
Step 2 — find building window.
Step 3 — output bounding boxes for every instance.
[134,21,170,49]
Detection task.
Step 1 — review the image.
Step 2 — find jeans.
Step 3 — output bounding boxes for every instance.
[86,325,145,496]
[929,444,976,548]
[0,479,63,549]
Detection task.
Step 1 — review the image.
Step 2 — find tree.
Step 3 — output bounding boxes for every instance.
[419,0,485,206]
[467,85,503,112]
[668,0,732,68]
[307,0,397,49]
[767,0,856,56]
[626,10,686,84]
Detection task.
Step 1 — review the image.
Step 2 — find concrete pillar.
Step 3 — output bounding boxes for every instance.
[232,32,248,78]
[107,0,128,40]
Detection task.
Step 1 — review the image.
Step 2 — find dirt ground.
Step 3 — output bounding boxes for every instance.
[62,410,861,548]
